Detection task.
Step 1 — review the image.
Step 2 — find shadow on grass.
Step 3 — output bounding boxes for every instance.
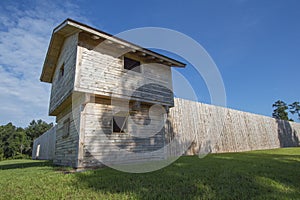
[73,149,300,199]
[0,160,53,170]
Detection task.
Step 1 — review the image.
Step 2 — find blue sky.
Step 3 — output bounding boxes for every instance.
[0,0,299,127]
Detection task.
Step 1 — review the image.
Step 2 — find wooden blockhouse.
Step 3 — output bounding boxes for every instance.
[40,19,186,168]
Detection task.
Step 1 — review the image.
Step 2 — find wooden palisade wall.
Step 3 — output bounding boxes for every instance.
[32,126,56,160]
[168,98,300,156]
[33,97,300,165]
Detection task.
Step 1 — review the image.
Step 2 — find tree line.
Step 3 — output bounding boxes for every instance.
[0,120,53,160]
[272,100,300,121]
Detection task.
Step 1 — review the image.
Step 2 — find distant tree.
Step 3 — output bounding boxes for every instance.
[272,100,290,120]
[25,120,53,156]
[0,137,3,161]
[289,102,300,120]
[0,123,29,159]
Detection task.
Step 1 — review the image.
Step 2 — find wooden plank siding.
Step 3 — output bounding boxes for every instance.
[78,99,166,168]
[74,32,174,107]
[49,33,78,115]
[53,93,86,167]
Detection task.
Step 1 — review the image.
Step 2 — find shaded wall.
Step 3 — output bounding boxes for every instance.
[49,34,78,115]
[168,98,300,155]
[32,126,56,160]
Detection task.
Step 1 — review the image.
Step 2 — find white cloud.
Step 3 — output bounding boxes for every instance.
[0,1,89,127]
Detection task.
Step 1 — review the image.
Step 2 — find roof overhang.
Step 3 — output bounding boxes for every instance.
[40,18,186,83]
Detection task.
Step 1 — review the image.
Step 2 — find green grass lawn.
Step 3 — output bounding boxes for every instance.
[0,148,299,200]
